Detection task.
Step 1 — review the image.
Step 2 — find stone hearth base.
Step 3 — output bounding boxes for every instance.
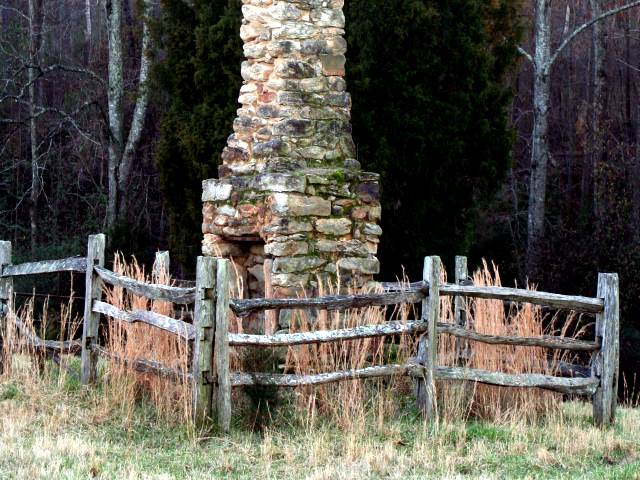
[202,167,381,329]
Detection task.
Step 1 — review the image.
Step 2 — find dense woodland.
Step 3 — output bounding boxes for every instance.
[2,0,640,379]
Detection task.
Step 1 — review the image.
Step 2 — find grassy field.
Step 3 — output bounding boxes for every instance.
[1,263,637,479]
[1,368,639,480]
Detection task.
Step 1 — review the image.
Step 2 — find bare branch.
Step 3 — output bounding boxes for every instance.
[31,100,102,145]
[0,67,32,104]
[517,46,533,64]
[616,57,640,72]
[0,5,29,21]
[550,0,640,68]
[562,5,571,37]
[0,62,104,105]
[34,63,105,86]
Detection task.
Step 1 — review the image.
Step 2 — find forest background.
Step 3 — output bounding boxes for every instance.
[2,0,640,383]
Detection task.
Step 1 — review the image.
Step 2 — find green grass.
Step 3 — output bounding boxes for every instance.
[1,366,639,479]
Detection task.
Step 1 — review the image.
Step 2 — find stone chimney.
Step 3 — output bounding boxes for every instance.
[202,0,382,322]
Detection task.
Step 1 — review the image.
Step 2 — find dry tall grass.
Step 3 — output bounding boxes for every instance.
[436,260,588,423]
[282,275,416,430]
[1,292,81,388]
[1,256,593,433]
[623,373,640,407]
[277,260,587,428]
[100,253,192,425]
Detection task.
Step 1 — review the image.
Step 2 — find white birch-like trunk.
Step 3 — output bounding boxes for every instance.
[28,0,42,255]
[85,0,92,42]
[117,0,153,220]
[526,0,552,280]
[106,0,124,232]
[523,0,640,279]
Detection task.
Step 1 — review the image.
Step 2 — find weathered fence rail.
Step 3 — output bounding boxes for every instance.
[436,322,599,351]
[231,282,604,316]
[92,300,195,339]
[13,315,82,354]
[91,343,191,381]
[94,266,196,304]
[0,236,620,432]
[1,257,87,277]
[229,364,600,396]
[230,289,426,317]
[227,320,599,351]
[228,320,427,347]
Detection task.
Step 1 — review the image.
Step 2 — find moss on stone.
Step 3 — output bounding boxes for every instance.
[330,169,346,184]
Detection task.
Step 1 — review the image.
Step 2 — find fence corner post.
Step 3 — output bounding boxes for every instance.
[416,255,441,421]
[80,234,106,385]
[192,256,216,424]
[592,272,620,427]
[0,241,13,373]
[214,259,231,432]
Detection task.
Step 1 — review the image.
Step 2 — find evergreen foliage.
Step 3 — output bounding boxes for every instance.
[153,0,242,272]
[345,0,521,279]
[153,0,520,278]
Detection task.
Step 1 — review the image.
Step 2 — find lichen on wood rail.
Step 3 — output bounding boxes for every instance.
[92,300,195,339]
[94,266,196,304]
[2,257,87,277]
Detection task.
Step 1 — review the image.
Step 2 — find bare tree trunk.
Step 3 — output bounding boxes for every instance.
[526,0,552,281]
[85,0,92,42]
[106,0,124,233]
[28,0,43,256]
[634,61,640,243]
[28,71,38,256]
[590,0,608,223]
[117,0,153,222]
[521,0,640,280]
[624,14,633,143]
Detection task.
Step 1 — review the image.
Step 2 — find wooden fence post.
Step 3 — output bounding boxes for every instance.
[454,256,468,326]
[192,256,216,423]
[153,251,170,281]
[263,259,277,335]
[214,259,231,432]
[0,241,13,373]
[454,256,469,363]
[592,272,620,427]
[80,234,106,385]
[416,256,441,420]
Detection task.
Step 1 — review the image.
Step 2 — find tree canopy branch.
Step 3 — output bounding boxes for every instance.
[517,46,534,64]
[550,0,640,68]
[0,5,29,22]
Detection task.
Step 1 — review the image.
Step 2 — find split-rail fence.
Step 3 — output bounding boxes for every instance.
[0,235,619,431]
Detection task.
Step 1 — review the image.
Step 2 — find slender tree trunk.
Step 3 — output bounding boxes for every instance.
[28,81,38,256]
[28,0,43,256]
[85,0,92,43]
[106,0,124,233]
[634,61,640,243]
[625,14,639,243]
[523,0,640,279]
[624,14,632,143]
[590,0,608,223]
[117,0,153,222]
[526,0,552,281]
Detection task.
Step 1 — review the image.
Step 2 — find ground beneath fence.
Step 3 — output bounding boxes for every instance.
[1,374,639,479]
